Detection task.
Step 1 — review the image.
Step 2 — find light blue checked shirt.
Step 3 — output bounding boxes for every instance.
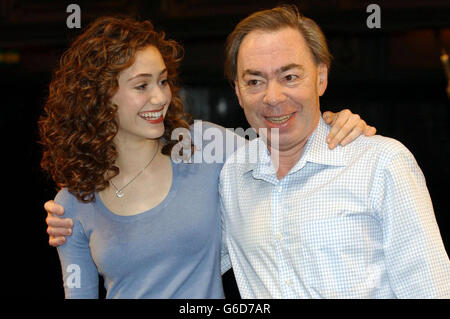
[219,117,450,299]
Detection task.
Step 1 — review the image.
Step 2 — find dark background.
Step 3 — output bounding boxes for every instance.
[1,0,449,298]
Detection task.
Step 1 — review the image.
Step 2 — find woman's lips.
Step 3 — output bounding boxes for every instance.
[138,108,164,124]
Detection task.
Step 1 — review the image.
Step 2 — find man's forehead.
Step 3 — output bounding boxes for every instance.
[241,27,306,48]
[237,27,314,71]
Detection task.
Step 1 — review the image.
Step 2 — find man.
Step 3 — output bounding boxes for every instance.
[218,5,450,298]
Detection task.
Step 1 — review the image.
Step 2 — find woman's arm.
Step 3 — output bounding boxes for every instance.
[54,189,99,298]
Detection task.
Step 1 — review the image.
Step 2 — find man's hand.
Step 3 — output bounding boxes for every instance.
[323,109,376,149]
[45,200,74,247]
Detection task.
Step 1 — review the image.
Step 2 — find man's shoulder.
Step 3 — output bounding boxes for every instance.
[339,134,418,173]
[345,134,412,159]
[362,134,406,149]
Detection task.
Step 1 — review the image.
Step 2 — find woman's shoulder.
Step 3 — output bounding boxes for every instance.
[54,188,92,218]
[54,188,75,205]
[189,120,227,137]
[189,120,247,162]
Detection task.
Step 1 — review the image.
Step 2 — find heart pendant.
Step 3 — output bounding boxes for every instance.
[115,190,124,198]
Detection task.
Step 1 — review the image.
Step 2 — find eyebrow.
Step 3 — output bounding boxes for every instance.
[279,63,304,73]
[127,69,168,82]
[242,63,304,77]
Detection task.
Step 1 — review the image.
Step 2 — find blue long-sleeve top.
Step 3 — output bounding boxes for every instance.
[56,121,240,298]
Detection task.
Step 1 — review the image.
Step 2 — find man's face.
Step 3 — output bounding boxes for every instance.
[234,27,328,153]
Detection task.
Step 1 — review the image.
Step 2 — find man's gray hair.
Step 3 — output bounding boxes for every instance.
[224,4,332,83]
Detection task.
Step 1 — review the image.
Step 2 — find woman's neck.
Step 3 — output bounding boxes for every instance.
[113,135,161,178]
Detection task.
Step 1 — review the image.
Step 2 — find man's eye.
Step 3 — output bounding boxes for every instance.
[285,74,298,82]
[247,79,260,86]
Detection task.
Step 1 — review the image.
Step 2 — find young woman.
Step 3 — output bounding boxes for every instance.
[40,17,375,298]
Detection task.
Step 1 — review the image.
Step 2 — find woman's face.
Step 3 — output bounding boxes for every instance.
[112,45,172,143]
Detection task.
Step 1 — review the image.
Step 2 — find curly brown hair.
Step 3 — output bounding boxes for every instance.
[39,17,192,202]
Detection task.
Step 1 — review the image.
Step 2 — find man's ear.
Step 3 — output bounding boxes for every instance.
[317,63,328,97]
[234,80,244,109]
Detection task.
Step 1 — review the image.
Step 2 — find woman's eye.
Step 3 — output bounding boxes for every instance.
[135,83,147,91]
[160,79,169,86]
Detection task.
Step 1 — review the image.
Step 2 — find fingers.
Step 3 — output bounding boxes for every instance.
[44,200,73,247]
[325,109,376,149]
[46,213,73,228]
[47,224,72,248]
[364,125,377,136]
[327,109,360,149]
[44,200,65,216]
[45,204,73,248]
[47,223,73,237]
[322,111,335,125]
[46,214,73,245]
[340,123,366,147]
[326,109,350,144]
[46,216,73,247]
[49,236,66,248]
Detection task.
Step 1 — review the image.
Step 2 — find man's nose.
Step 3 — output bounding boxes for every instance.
[262,81,286,106]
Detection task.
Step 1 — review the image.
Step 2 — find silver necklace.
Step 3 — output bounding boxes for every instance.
[110,142,159,198]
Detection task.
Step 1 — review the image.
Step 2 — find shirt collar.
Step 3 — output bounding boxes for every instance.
[301,117,348,168]
[244,116,348,180]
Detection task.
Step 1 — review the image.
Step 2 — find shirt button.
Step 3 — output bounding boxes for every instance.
[276,233,282,240]
[277,186,282,193]
[285,280,292,286]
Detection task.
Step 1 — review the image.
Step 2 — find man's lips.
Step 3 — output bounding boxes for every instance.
[264,112,295,124]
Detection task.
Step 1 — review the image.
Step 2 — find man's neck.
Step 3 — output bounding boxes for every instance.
[267,120,321,180]
[271,145,306,180]
[267,138,308,180]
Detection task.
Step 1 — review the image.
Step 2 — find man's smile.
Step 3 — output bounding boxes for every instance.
[265,113,294,124]
[263,111,297,127]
